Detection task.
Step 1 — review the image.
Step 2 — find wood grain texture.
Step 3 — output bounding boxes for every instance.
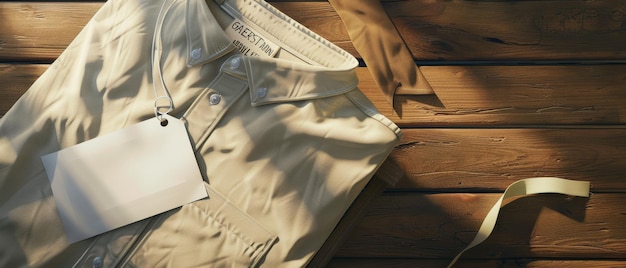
[381,0,626,61]
[0,64,47,116]
[360,65,626,126]
[2,1,626,61]
[334,193,626,259]
[0,2,97,61]
[390,128,626,191]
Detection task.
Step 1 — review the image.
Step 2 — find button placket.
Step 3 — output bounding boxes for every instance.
[230,57,241,69]
[255,87,267,98]
[92,256,103,268]
[183,72,249,151]
[209,93,222,105]
[191,48,202,60]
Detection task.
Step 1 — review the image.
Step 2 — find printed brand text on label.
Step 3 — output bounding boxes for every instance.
[225,19,280,58]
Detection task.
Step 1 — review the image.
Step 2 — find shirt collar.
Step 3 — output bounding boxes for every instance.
[185,0,234,66]
[221,55,359,106]
[184,0,360,106]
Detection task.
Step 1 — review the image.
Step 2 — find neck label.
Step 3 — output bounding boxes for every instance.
[225,18,280,58]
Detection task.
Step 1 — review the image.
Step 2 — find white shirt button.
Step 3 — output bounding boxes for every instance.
[230,57,241,69]
[191,48,202,60]
[256,87,267,98]
[92,256,103,268]
[209,94,222,105]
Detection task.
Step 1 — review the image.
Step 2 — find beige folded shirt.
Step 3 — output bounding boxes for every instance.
[0,0,401,266]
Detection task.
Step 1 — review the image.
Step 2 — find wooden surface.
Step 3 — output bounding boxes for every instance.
[1,1,626,267]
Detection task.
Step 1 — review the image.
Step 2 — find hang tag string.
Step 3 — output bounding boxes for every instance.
[151,0,176,123]
[447,177,590,267]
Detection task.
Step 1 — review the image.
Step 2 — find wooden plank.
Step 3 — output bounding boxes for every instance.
[0,2,98,61]
[334,193,626,259]
[381,0,626,61]
[3,64,626,127]
[0,64,47,116]
[358,65,626,126]
[2,1,626,61]
[327,258,626,268]
[390,128,626,191]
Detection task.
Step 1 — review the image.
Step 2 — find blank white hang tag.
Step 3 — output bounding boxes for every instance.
[41,115,208,243]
